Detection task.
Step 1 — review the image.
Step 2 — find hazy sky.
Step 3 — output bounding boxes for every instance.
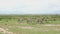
[0,0,60,14]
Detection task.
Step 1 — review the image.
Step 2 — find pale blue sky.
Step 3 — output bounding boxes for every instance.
[0,0,60,14]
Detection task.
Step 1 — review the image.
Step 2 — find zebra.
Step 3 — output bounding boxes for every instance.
[36,17,47,24]
[26,18,32,24]
[18,18,24,23]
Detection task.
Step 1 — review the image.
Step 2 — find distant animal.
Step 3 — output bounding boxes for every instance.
[18,18,24,23]
[37,17,47,24]
[27,18,32,24]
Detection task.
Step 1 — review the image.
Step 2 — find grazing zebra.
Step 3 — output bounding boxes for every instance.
[27,18,32,24]
[37,18,43,24]
[37,17,47,24]
[18,18,24,23]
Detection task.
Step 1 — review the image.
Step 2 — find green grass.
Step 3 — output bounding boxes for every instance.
[0,15,60,34]
[0,22,60,34]
[0,32,3,34]
[7,23,60,34]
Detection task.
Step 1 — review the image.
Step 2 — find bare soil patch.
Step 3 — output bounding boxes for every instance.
[42,24,60,26]
[0,27,13,34]
[18,26,34,29]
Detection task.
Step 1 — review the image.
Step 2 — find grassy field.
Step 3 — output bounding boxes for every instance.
[0,15,60,34]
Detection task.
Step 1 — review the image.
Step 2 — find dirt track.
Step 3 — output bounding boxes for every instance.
[0,24,60,34]
[42,24,60,26]
[0,28,13,34]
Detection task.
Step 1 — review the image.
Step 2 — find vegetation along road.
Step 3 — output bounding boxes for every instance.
[0,15,60,34]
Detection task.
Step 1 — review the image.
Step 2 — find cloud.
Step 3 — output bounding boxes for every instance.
[0,0,60,14]
[16,0,60,14]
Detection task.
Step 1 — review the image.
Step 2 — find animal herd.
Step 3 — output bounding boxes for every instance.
[18,17,56,24]
[0,16,57,24]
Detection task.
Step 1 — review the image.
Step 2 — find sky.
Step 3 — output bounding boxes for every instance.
[0,0,60,14]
